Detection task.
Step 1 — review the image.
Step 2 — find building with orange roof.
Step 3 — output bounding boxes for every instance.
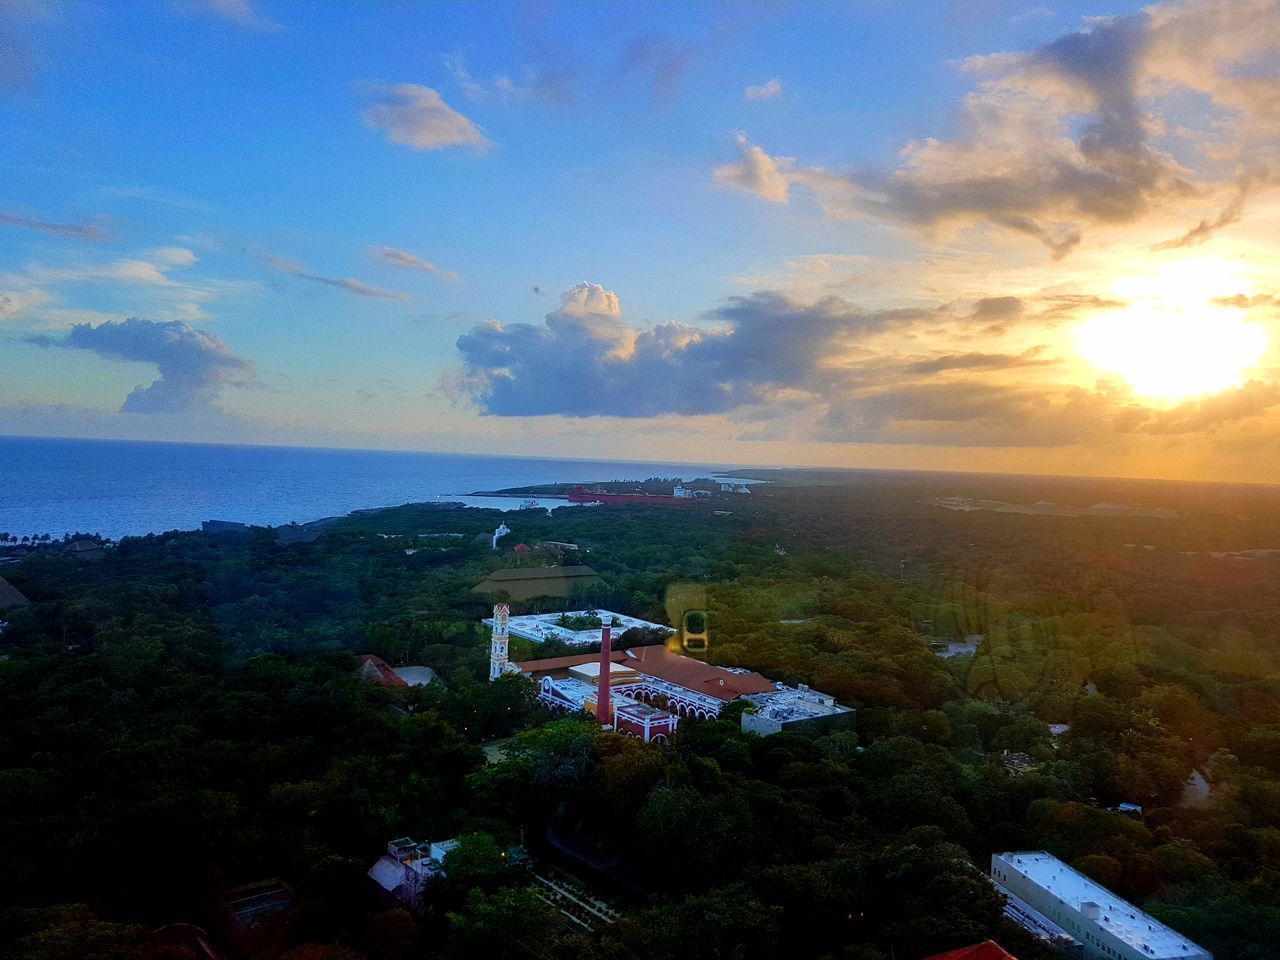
[503,614,854,738]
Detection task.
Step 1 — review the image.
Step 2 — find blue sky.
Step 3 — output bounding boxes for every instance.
[3,1,1280,480]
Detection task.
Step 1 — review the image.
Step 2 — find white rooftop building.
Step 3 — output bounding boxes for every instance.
[991,851,1211,960]
[481,609,674,647]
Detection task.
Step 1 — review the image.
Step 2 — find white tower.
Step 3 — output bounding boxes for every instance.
[489,603,511,681]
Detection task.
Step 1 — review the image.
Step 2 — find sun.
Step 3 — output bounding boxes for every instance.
[1076,261,1269,402]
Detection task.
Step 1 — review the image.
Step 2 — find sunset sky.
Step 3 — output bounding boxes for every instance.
[3,0,1279,481]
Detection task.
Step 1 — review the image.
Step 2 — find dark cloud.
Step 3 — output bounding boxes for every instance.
[873,12,1190,249]
[28,317,254,414]
[730,4,1280,257]
[0,210,108,241]
[971,297,1024,322]
[902,347,1054,375]
[1126,381,1280,434]
[456,284,925,418]
[1151,168,1270,250]
[456,282,1280,448]
[619,35,694,106]
[264,255,410,301]
[821,380,1052,434]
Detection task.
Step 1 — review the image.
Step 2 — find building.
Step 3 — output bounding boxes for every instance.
[64,538,105,561]
[392,665,437,686]
[472,565,604,602]
[923,942,1019,960]
[202,520,252,534]
[482,608,674,647]
[367,837,455,912]
[740,684,857,735]
[357,654,408,687]
[1000,751,1042,776]
[991,851,1211,960]
[505,625,854,740]
[217,878,297,957]
[490,603,515,680]
[0,575,31,610]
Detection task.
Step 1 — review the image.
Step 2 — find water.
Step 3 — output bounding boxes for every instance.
[0,436,745,540]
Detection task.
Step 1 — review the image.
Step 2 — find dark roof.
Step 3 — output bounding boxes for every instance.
[621,646,775,702]
[0,575,31,609]
[923,941,1018,960]
[480,565,599,582]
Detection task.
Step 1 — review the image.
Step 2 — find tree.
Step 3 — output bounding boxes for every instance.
[442,833,507,893]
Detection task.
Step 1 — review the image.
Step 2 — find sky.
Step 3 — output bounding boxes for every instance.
[2,0,1280,482]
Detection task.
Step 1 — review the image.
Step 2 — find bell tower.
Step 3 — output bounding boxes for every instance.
[489,603,510,681]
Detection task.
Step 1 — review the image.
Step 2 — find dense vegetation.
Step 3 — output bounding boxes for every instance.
[3,471,1280,959]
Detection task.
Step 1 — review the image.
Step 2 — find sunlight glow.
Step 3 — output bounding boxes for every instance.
[1077,261,1269,401]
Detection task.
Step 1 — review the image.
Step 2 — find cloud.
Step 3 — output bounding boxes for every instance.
[28,317,254,413]
[456,283,926,418]
[0,2,41,93]
[718,1,1280,257]
[619,35,694,107]
[0,287,54,320]
[26,254,194,287]
[445,53,574,105]
[1214,293,1277,309]
[902,346,1054,374]
[455,281,1280,449]
[1150,167,1270,250]
[361,83,492,153]
[0,211,108,241]
[264,255,410,301]
[1126,380,1280,433]
[369,246,459,282]
[745,78,782,101]
[195,0,282,32]
[714,133,791,203]
[97,184,216,213]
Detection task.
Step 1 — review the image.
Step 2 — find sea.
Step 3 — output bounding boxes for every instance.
[0,436,752,541]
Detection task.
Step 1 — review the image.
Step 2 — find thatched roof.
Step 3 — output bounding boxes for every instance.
[0,575,31,609]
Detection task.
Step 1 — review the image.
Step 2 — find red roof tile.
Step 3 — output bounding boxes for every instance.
[357,655,408,687]
[516,651,629,674]
[621,646,776,702]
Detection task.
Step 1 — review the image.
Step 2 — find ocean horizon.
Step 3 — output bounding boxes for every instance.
[0,435,754,541]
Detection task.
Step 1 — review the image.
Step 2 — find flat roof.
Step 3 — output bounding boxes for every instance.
[392,665,437,686]
[993,851,1208,959]
[486,609,674,646]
